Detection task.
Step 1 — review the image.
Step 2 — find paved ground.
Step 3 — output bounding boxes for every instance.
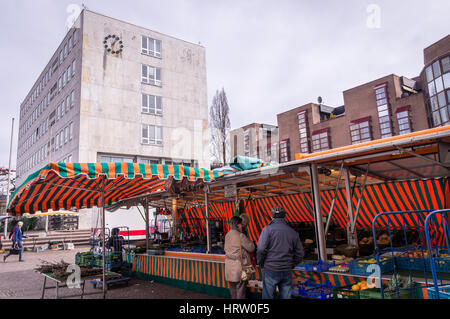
[0,245,220,299]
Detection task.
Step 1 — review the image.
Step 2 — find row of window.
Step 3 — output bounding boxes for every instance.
[425,55,450,126]
[17,142,49,178]
[21,29,78,118]
[60,154,73,163]
[20,59,76,142]
[291,107,413,159]
[19,90,75,158]
[374,84,393,138]
[141,37,163,141]
[99,155,193,167]
[55,122,74,150]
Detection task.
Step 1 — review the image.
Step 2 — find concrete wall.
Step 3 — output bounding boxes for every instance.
[79,10,210,168]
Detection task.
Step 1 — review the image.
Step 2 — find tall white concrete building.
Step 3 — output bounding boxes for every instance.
[16,9,210,185]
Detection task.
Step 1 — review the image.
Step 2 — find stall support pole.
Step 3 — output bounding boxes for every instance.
[144,198,149,252]
[4,118,14,239]
[205,190,211,254]
[101,180,106,299]
[344,167,357,247]
[324,162,344,236]
[310,163,327,262]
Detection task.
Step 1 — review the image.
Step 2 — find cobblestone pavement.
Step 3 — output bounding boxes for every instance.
[0,246,220,299]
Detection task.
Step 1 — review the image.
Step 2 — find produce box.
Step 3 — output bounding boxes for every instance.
[333,286,360,299]
[359,287,412,299]
[396,250,430,271]
[292,280,333,299]
[348,256,394,276]
[432,250,450,273]
[305,260,335,273]
[427,285,450,299]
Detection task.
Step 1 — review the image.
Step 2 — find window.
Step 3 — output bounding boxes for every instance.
[56,105,60,121]
[142,94,162,115]
[65,95,70,112]
[297,111,309,153]
[64,43,68,58]
[55,133,59,150]
[279,139,290,163]
[61,100,65,117]
[59,50,63,65]
[243,130,250,157]
[311,129,330,152]
[67,66,71,82]
[142,64,161,86]
[350,117,372,144]
[63,70,67,86]
[426,55,450,126]
[396,106,412,135]
[64,126,69,143]
[68,37,72,52]
[141,36,162,57]
[140,158,161,165]
[69,122,73,140]
[58,76,62,92]
[374,83,393,138]
[73,30,77,45]
[70,90,75,107]
[59,131,63,147]
[100,155,133,163]
[142,124,163,145]
[72,60,76,77]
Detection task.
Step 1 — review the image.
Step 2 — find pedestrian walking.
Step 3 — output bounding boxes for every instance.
[224,216,255,299]
[3,221,27,262]
[239,213,257,269]
[257,206,304,299]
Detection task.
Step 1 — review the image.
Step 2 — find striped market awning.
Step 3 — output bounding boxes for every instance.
[7,162,226,216]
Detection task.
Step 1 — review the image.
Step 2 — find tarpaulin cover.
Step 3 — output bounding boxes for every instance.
[160,178,448,242]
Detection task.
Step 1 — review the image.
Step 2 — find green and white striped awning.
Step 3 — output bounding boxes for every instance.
[8,162,226,216]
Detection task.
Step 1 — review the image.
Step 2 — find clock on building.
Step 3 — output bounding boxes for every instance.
[103,34,123,54]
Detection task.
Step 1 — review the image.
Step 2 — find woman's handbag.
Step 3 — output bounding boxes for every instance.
[9,242,20,255]
[239,236,255,281]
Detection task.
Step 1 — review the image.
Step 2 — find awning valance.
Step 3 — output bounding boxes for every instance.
[8,162,226,216]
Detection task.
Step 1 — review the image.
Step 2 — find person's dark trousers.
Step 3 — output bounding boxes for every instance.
[228,281,247,299]
[262,268,292,299]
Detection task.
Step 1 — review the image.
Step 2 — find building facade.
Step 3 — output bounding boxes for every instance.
[230,123,279,163]
[420,35,450,127]
[16,10,210,185]
[277,35,450,162]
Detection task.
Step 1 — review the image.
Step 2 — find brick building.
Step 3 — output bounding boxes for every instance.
[276,34,449,163]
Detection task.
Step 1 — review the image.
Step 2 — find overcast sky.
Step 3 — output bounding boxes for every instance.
[0,0,449,169]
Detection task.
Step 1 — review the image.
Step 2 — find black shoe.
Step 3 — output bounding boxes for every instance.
[3,256,6,263]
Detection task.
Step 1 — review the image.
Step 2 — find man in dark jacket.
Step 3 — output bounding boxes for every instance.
[257,206,304,299]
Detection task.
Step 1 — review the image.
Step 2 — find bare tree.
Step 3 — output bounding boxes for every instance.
[209,88,231,166]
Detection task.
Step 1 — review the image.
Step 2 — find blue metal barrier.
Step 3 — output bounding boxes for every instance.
[372,210,433,299]
[425,209,450,300]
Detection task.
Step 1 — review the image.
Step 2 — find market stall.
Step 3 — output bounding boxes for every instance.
[7,162,226,298]
[7,126,450,299]
[117,126,450,299]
